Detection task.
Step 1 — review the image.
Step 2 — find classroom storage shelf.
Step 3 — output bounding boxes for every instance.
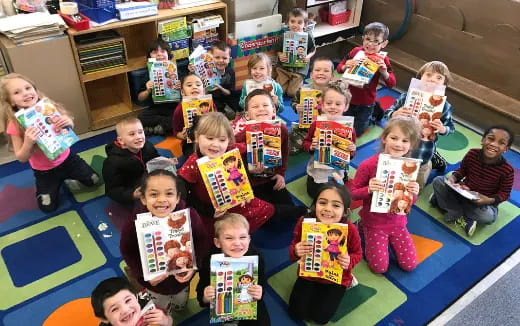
[67,3,228,130]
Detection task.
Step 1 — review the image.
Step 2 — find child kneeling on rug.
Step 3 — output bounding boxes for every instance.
[430,125,514,237]
[91,277,173,326]
[288,182,362,324]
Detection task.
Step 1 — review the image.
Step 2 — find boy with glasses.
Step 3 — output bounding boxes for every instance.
[337,22,396,136]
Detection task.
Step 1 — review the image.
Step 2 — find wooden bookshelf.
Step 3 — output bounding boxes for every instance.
[67,3,227,130]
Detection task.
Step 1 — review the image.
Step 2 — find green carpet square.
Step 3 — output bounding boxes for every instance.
[436,122,483,164]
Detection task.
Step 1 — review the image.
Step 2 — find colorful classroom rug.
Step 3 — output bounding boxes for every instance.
[1,87,519,325]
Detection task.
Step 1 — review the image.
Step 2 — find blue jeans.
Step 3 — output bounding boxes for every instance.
[344,103,375,136]
[431,176,498,224]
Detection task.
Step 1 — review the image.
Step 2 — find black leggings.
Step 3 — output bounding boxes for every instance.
[288,277,346,324]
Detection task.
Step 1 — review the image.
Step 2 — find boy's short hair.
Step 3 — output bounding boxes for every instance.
[324,80,352,104]
[210,40,231,53]
[244,89,275,111]
[115,117,142,136]
[91,277,137,319]
[311,56,334,71]
[214,213,250,238]
[288,8,308,22]
[363,22,390,40]
[417,61,452,85]
[483,125,514,147]
[147,38,172,60]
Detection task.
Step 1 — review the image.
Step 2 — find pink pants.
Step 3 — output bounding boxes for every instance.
[363,225,417,274]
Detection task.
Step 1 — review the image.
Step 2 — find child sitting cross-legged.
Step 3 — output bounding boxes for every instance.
[430,125,515,237]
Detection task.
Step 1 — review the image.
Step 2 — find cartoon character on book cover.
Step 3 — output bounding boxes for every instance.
[299,88,322,128]
[148,58,181,103]
[404,78,447,119]
[189,45,221,90]
[197,148,254,210]
[299,219,348,285]
[182,95,214,143]
[313,116,355,171]
[342,50,387,87]
[135,208,197,281]
[245,120,282,174]
[370,154,422,214]
[283,31,308,68]
[15,98,78,160]
[210,254,258,323]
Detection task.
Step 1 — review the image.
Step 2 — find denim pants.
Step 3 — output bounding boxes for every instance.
[344,103,375,136]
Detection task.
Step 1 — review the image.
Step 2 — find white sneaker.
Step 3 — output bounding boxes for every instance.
[349,275,359,288]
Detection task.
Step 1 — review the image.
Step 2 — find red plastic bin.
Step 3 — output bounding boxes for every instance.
[328,10,351,26]
[58,11,90,31]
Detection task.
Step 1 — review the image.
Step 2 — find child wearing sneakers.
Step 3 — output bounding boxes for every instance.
[385,61,455,190]
[430,125,514,237]
[337,22,396,136]
[274,8,316,97]
[289,57,335,155]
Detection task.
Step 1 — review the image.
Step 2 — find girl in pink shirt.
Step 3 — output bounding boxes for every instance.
[1,73,98,212]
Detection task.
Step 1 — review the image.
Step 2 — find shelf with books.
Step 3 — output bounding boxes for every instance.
[81,56,147,82]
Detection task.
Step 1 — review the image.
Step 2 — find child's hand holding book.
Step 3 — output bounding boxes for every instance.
[294,241,313,258]
[174,270,194,283]
[337,252,351,270]
[247,284,263,301]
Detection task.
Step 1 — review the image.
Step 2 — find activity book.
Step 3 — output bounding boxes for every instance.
[298,88,321,128]
[209,254,259,323]
[313,116,355,171]
[444,176,480,201]
[282,31,308,68]
[370,154,422,215]
[197,148,254,210]
[14,98,78,160]
[134,208,197,281]
[245,120,282,173]
[189,45,221,90]
[243,79,276,97]
[342,50,387,87]
[182,94,214,143]
[135,289,157,326]
[147,58,181,103]
[404,78,447,118]
[299,218,348,285]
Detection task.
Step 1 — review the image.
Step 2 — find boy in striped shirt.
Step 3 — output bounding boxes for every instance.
[430,125,514,237]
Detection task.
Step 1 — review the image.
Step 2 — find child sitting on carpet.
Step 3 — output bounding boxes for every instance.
[288,182,362,324]
[351,117,421,274]
[137,38,179,136]
[91,277,173,326]
[289,57,335,155]
[234,89,296,206]
[302,80,357,198]
[102,117,161,207]
[430,125,514,237]
[1,73,99,212]
[172,73,217,158]
[120,169,210,313]
[385,61,455,189]
[196,213,271,325]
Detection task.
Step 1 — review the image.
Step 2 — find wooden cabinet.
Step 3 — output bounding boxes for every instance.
[67,3,228,130]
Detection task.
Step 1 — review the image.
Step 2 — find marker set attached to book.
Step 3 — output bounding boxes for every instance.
[313,116,354,171]
[245,120,282,173]
[147,58,181,103]
[282,31,308,68]
[215,268,234,315]
[298,88,321,128]
[182,94,214,143]
[197,148,254,210]
[370,154,422,214]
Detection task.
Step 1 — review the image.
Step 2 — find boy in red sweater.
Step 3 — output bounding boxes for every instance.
[337,22,396,136]
[430,125,515,237]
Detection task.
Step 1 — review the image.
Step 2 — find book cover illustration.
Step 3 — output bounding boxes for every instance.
[147,58,181,103]
[210,254,259,323]
[189,45,221,90]
[342,50,387,87]
[135,289,156,326]
[370,154,422,214]
[404,78,447,141]
[245,120,282,174]
[181,95,214,143]
[244,79,276,98]
[14,98,78,160]
[313,116,355,171]
[197,148,255,210]
[299,218,348,285]
[298,88,322,128]
[135,208,197,281]
[282,31,308,68]
[444,176,480,201]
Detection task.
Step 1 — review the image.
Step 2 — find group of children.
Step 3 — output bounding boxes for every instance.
[0,7,515,326]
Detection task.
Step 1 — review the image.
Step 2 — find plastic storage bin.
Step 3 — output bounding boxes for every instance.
[75,0,116,24]
[328,10,351,26]
[59,11,91,31]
